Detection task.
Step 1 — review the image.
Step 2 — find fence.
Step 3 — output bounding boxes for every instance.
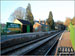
[69,23,75,51]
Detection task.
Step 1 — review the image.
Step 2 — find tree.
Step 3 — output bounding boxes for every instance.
[47,11,55,30]
[26,3,34,24]
[64,17,71,27]
[72,17,75,25]
[9,7,26,22]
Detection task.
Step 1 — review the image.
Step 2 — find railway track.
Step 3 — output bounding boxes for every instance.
[1,30,63,55]
[26,31,62,55]
[1,31,57,49]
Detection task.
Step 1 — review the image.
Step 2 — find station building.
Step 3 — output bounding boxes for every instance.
[14,19,33,33]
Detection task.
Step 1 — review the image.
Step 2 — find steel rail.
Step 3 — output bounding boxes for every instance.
[26,31,62,55]
[1,31,58,54]
[8,32,61,55]
[44,38,58,56]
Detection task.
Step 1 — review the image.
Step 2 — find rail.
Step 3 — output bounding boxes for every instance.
[1,30,62,55]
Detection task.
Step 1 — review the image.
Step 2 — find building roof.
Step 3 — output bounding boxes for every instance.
[41,24,48,27]
[17,19,32,25]
[34,20,48,27]
[34,21,46,24]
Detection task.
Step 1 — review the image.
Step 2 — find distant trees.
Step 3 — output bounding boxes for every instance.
[46,11,55,30]
[64,17,71,27]
[9,3,34,25]
[9,7,26,22]
[72,17,75,25]
[64,17,75,27]
[26,3,34,24]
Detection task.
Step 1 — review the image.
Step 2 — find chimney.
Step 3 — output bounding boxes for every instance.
[46,21,48,25]
[42,20,44,24]
[39,19,40,23]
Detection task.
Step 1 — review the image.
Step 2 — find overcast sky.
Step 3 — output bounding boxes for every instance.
[1,1,74,23]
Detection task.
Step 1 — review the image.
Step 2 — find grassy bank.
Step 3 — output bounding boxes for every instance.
[69,23,75,51]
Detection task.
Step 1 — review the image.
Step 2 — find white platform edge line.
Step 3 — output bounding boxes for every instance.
[59,30,65,40]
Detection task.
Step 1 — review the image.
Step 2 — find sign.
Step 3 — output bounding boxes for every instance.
[6,22,21,32]
[6,22,20,28]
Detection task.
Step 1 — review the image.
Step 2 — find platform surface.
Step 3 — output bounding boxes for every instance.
[55,31,74,56]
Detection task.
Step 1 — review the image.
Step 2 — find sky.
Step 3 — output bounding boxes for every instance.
[1,1,74,24]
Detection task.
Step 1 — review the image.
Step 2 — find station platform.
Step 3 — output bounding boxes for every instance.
[55,31,74,56]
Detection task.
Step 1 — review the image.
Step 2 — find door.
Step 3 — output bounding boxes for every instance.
[22,25,27,33]
[27,25,30,32]
[30,25,33,32]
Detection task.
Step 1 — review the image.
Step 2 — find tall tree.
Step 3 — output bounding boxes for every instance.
[9,7,26,22]
[47,11,55,30]
[26,3,34,24]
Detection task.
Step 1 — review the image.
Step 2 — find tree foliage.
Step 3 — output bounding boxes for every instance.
[9,7,26,22]
[64,17,71,27]
[47,11,55,30]
[26,3,34,24]
[72,17,75,25]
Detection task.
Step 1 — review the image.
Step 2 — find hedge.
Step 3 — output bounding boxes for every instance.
[69,23,75,51]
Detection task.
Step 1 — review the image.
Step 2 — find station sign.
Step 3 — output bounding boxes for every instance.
[6,22,20,28]
[6,22,21,31]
